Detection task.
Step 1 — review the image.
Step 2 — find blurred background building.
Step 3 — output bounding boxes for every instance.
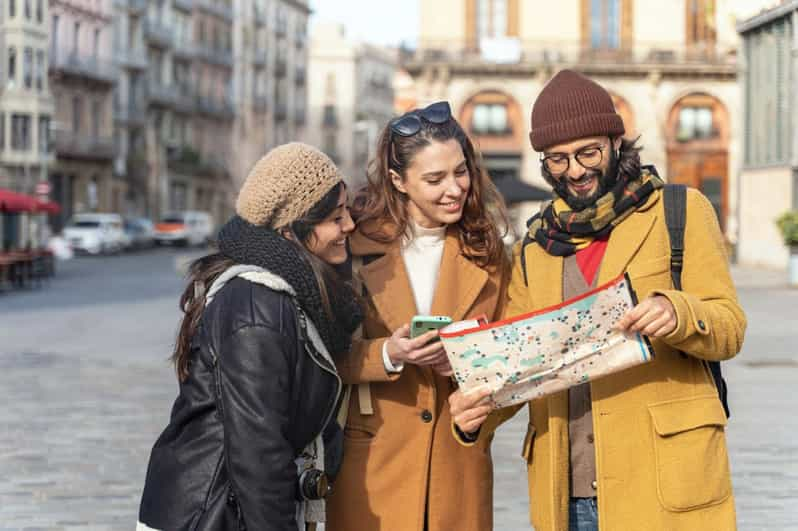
[737,1,797,268]
[399,0,780,241]
[2,0,795,268]
[307,22,396,190]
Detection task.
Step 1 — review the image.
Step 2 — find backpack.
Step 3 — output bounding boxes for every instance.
[518,185,731,417]
[663,184,730,418]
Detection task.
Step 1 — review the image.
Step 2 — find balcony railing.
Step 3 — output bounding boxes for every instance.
[275,58,287,77]
[54,130,115,161]
[173,39,197,60]
[295,108,306,126]
[126,0,147,14]
[49,53,117,84]
[405,40,737,73]
[196,95,235,120]
[116,47,148,70]
[195,0,233,21]
[254,9,266,27]
[174,0,193,12]
[275,102,287,121]
[196,45,233,67]
[144,19,174,48]
[148,82,181,107]
[295,66,306,85]
[115,100,147,127]
[252,52,267,68]
[253,95,268,111]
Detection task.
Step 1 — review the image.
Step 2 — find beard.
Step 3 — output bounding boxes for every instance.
[542,147,620,211]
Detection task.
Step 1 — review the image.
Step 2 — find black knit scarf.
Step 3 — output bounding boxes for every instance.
[527,165,664,257]
[218,215,363,357]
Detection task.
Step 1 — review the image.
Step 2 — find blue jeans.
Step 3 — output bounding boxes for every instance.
[569,497,599,531]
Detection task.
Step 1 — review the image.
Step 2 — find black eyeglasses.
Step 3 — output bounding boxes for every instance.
[541,145,606,176]
[389,101,452,137]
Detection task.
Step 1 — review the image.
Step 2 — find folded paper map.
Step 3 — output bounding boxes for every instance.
[439,274,654,408]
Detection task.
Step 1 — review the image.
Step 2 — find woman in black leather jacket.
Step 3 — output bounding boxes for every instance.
[137,143,363,531]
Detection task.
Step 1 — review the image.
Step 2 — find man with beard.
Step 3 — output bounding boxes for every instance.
[449,70,746,530]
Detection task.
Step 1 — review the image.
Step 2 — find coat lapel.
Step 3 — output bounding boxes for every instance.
[598,192,660,284]
[358,245,418,333]
[430,229,488,322]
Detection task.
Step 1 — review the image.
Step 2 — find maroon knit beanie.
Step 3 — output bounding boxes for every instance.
[529,69,625,151]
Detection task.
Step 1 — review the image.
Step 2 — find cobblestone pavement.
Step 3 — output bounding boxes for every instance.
[0,254,795,530]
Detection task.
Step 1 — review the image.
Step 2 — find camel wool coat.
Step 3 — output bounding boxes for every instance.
[326,225,509,531]
[471,188,746,531]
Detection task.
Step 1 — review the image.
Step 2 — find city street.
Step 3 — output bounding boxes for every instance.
[0,249,796,530]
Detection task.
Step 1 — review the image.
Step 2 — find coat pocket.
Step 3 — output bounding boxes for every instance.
[648,395,732,512]
[343,422,377,445]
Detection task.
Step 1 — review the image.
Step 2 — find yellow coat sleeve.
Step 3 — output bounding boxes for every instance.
[653,189,747,361]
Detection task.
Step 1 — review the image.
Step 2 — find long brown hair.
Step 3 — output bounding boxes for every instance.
[355,108,509,269]
[172,182,348,382]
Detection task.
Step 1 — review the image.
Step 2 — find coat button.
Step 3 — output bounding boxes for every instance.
[697,320,707,331]
[587,434,594,444]
[421,410,433,423]
[591,480,597,490]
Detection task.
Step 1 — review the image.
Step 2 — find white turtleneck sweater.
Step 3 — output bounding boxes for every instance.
[383,221,447,373]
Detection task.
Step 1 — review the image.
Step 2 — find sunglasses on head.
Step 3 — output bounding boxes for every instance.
[389,101,452,137]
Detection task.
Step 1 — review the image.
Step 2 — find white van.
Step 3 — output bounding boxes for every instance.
[154,211,213,247]
[63,213,127,255]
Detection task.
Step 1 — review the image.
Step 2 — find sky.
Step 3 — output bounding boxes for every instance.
[309,0,419,48]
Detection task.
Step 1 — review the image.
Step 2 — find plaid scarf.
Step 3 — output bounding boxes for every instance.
[527,165,664,257]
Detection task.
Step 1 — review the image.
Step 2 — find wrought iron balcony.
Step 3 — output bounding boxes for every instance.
[196,45,233,67]
[275,102,287,121]
[295,66,306,85]
[49,52,117,85]
[144,19,173,48]
[116,47,148,70]
[196,95,235,120]
[174,0,193,12]
[148,82,181,107]
[252,52,267,68]
[253,95,268,111]
[115,100,147,127]
[195,0,233,22]
[173,39,197,60]
[254,9,266,27]
[54,130,115,161]
[126,0,147,15]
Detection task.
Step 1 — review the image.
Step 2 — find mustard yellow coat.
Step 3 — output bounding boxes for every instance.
[326,226,509,531]
[478,188,746,530]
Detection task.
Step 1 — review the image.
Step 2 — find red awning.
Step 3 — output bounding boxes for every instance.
[36,199,61,214]
[0,188,38,212]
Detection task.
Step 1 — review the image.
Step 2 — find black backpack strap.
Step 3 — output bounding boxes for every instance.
[662,184,730,418]
[520,232,534,286]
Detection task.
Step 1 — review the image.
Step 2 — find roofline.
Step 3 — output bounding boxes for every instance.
[737,0,798,34]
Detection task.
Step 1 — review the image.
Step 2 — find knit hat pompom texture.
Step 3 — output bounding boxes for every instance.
[236,142,344,228]
[530,69,625,151]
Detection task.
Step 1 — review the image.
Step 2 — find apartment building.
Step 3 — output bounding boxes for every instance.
[48,0,118,228]
[0,0,56,196]
[308,22,396,190]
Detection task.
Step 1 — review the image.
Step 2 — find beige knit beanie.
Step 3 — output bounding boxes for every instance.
[236,142,344,228]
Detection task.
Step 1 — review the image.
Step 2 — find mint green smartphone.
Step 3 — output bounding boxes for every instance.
[410,315,453,339]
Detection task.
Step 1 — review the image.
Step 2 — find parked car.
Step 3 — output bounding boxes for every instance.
[63,213,127,255]
[124,217,156,250]
[153,211,213,247]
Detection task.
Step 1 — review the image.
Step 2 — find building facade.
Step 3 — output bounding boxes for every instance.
[0,0,56,195]
[48,0,118,229]
[738,2,798,269]
[231,0,310,189]
[308,22,395,190]
[404,0,779,241]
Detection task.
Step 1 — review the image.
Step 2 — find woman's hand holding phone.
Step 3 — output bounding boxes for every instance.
[386,324,452,375]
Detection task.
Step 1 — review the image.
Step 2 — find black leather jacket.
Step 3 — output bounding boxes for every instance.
[139,277,342,531]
